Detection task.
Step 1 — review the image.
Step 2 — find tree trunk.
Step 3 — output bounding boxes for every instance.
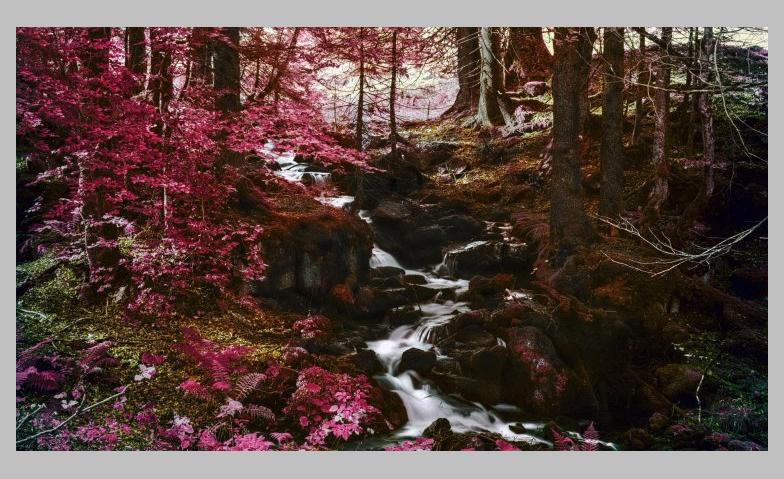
[599,27,626,217]
[577,28,597,134]
[686,28,700,155]
[259,28,301,102]
[190,27,213,87]
[213,27,241,113]
[550,27,595,251]
[355,28,366,151]
[643,27,672,222]
[680,27,717,230]
[389,29,398,154]
[631,30,647,146]
[149,28,173,116]
[476,27,505,127]
[504,27,553,90]
[443,27,480,117]
[84,27,111,76]
[125,27,146,94]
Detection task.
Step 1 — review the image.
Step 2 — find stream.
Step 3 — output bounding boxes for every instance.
[271,152,556,446]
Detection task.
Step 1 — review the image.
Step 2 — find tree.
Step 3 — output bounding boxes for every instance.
[476,27,507,127]
[643,27,672,222]
[213,27,241,113]
[504,27,553,89]
[599,27,626,216]
[550,27,595,251]
[355,27,367,150]
[443,27,480,117]
[125,27,147,94]
[389,28,399,153]
[630,29,647,146]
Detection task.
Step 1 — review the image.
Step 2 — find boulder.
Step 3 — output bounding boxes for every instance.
[354,349,383,375]
[397,347,437,375]
[435,215,483,242]
[655,363,701,406]
[257,210,372,300]
[438,241,534,279]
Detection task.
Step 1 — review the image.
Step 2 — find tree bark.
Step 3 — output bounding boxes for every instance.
[577,28,597,134]
[190,27,213,87]
[213,27,242,113]
[443,27,480,117]
[599,27,626,217]
[149,28,173,115]
[355,28,366,151]
[476,27,506,127]
[389,29,398,154]
[631,30,647,146]
[643,27,672,222]
[125,27,146,94]
[550,27,595,251]
[680,27,717,229]
[504,27,553,90]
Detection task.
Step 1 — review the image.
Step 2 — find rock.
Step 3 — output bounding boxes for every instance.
[454,324,497,348]
[655,364,701,406]
[369,276,405,289]
[466,345,509,383]
[373,200,414,223]
[522,81,547,97]
[354,152,425,209]
[354,349,383,375]
[436,215,483,242]
[648,412,670,432]
[356,287,413,316]
[464,274,516,305]
[371,266,405,278]
[404,274,427,285]
[417,141,460,169]
[408,284,441,302]
[397,347,437,375]
[438,241,533,279]
[257,210,372,300]
[423,418,452,439]
[385,306,423,326]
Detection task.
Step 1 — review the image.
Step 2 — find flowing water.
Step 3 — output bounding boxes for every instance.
[271,152,551,445]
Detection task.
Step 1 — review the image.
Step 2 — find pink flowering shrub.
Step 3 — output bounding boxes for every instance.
[551,423,600,451]
[292,314,331,340]
[385,437,434,451]
[285,366,381,447]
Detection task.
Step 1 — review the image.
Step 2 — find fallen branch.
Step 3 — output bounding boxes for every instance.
[595,215,767,277]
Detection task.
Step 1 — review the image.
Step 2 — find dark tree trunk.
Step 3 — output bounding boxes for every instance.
[550,27,595,251]
[504,27,553,90]
[443,27,480,117]
[190,27,213,87]
[213,27,241,113]
[125,27,147,94]
[355,29,366,151]
[599,27,626,217]
[149,28,173,115]
[686,28,701,155]
[644,27,672,222]
[476,27,505,127]
[577,28,597,134]
[631,30,647,146]
[84,27,111,76]
[389,29,398,154]
[680,27,717,230]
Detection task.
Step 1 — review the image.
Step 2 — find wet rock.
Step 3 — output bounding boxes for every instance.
[354,349,383,375]
[465,345,509,384]
[404,274,427,285]
[369,275,405,289]
[408,284,441,302]
[655,364,701,406]
[371,266,405,278]
[438,241,533,279]
[385,306,423,326]
[356,287,413,316]
[397,347,437,375]
[257,210,372,300]
[454,324,497,348]
[423,418,452,439]
[354,152,425,209]
[463,274,515,306]
[373,199,414,223]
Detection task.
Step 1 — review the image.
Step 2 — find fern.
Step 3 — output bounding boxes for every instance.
[234,372,266,401]
[239,404,276,423]
[580,423,599,451]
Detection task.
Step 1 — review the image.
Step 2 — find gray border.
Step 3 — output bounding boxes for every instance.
[3,1,776,477]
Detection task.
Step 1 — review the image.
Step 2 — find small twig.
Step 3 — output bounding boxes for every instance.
[16,385,128,445]
[16,404,45,431]
[696,351,722,424]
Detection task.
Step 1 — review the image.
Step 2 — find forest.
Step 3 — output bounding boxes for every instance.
[15,26,767,451]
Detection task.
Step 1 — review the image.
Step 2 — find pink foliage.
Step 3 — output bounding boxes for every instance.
[385,437,434,451]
